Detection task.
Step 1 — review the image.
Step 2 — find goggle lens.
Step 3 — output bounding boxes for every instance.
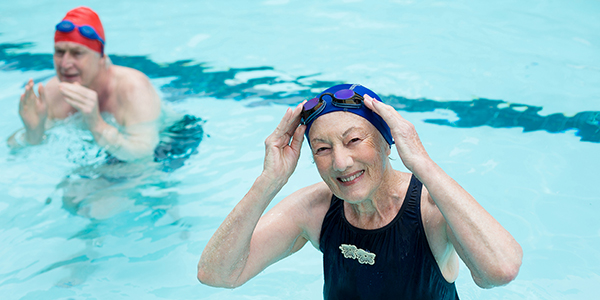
[304,97,320,110]
[321,89,363,108]
[334,89,355,100]
[79,26,102,41]
[56,21,75,32]
[301,97,326,125]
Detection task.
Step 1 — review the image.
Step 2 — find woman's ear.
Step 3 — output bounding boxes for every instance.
[379,133,391,157]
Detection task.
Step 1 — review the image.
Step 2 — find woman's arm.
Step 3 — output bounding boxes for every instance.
[419,162,522,288]
[197,103,310,288]
[365,95,522,288]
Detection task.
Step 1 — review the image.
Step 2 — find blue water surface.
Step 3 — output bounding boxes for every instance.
[0,0,599,299]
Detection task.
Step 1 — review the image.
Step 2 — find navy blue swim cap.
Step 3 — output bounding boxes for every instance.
[304,84,394,146]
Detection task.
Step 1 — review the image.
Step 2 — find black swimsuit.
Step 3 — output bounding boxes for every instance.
[319,175,459,299]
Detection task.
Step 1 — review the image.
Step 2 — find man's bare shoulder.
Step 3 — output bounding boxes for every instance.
[112,65,154,93]
[110,65,161,123]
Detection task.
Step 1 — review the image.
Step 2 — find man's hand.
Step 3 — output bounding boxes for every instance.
[59,82,103,132]
[19,79,48,144]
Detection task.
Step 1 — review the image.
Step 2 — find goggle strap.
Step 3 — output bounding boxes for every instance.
[333,102,362,109]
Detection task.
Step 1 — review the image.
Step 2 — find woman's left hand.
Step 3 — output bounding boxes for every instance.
[364,94,430,172]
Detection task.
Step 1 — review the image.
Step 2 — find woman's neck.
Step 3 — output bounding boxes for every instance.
[344,169,407,230]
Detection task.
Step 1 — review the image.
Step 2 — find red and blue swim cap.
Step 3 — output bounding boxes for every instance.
[303,84,394,146]
[54,7,105,54]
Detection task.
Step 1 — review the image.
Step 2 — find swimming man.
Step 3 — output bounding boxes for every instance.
[7,6,162,161]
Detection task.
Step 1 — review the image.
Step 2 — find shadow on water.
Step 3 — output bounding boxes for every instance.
[1,42,599,143]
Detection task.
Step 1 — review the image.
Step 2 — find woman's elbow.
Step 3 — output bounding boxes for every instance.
[197,265,245,289]
[197,268,225,288]
[501,243,524,284]
[492,260,522,287]
[476,247,523,288]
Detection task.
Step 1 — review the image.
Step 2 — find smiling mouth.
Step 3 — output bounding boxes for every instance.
[338,170,364,183]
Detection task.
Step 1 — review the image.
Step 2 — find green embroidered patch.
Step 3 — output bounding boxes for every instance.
[339,244,376,265]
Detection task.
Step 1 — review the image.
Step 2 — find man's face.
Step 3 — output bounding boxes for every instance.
[53,41,102,86]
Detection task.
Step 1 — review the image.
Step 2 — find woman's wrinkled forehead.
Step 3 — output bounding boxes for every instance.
[309,111,377,144]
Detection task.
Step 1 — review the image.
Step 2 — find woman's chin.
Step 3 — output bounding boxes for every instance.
[333,189,370,204]
[325,177,373,203]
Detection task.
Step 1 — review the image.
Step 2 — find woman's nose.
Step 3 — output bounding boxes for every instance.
[332,147,353,172]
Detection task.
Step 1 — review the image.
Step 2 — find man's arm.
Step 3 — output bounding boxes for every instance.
[8,79,49,147]
[94,69,161,161]
[60,68,161,161]
[8,77,74,148]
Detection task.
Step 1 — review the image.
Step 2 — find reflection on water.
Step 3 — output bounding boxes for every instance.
[2,42,599,143]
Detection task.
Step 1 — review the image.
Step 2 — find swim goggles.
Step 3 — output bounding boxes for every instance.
[301,88,364,125]
[55,20,105,50]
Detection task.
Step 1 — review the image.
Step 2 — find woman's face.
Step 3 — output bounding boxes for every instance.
[309,112,391,203]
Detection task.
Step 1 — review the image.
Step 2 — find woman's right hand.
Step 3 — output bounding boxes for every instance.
[363,94,430,173]
[19,79,48,143]
[261,102,306,185]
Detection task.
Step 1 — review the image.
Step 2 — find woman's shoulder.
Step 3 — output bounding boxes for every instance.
[304,181,332,196]
[282,181,332,247]
[291,181,332,209]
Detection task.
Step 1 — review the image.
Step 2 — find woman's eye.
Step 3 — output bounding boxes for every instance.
[349,138,361,144]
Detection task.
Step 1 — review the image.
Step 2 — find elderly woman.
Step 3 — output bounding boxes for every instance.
[197,84,522,299]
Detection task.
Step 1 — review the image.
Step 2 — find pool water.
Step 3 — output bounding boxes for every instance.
[1,0,599,299]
